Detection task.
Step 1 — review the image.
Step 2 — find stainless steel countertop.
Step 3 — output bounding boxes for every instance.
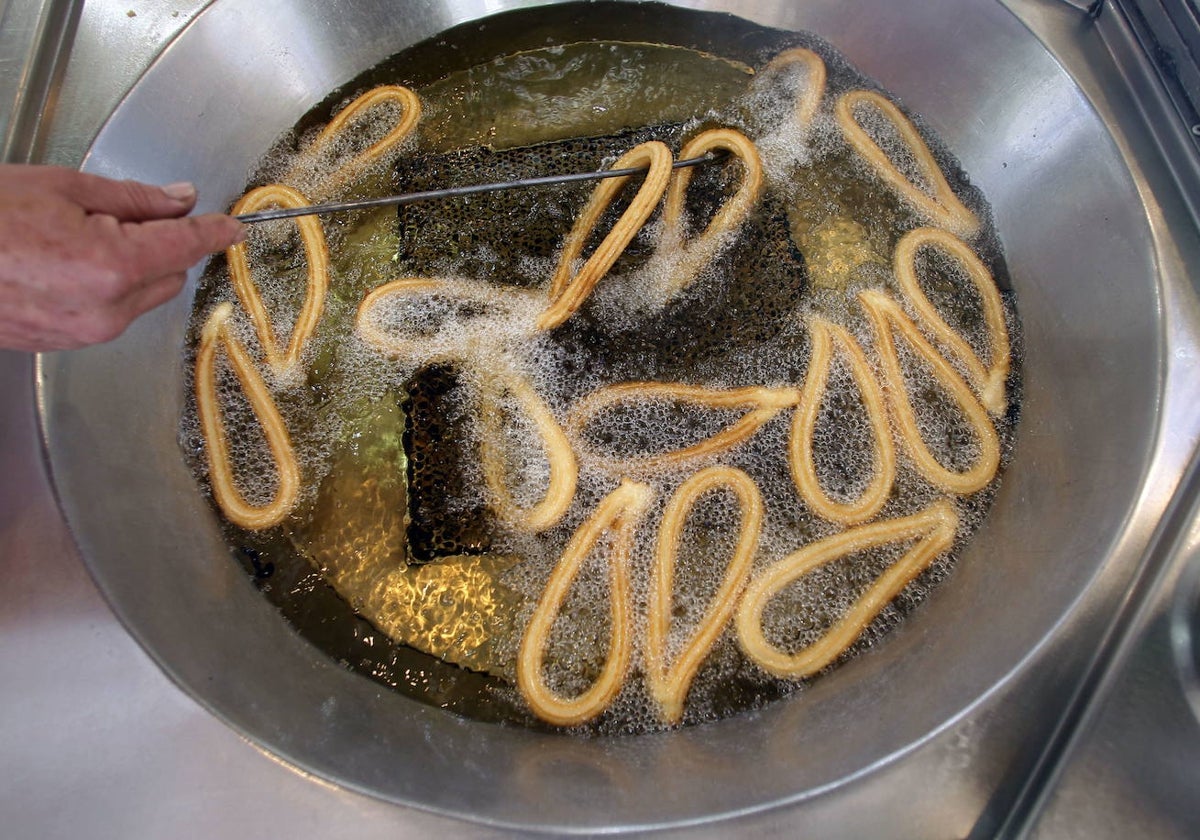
[3,1,1199,836]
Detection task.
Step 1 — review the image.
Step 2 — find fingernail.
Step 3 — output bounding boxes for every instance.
[232,223,248,245]
[162,181,196,202]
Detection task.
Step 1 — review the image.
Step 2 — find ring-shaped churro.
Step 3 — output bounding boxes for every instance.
[292,85,422,200]
[194,302,300,530]
[736,499,958,679]
[764,47,828,131]
[647,466,762,724]
[318,85,422,168]
[517,480,654,726]
[567,382,802,473]
[660,128,764,296]
[790,317,896,524]
[355,276,540,362]
[859,289,1000,495]
[894,227,1011,415]
[836,89,980,239]
[537,141,674,330]
[355,277,445,359]
[227,184,329,375]
[477,368,579,533]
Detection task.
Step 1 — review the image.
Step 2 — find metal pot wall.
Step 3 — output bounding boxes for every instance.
[37,0,1177,831]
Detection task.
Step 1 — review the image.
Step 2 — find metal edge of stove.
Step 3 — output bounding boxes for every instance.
[1117,0,1200,158]
[3,0,1200,836]
[0,0,83,163]
[1103,0,1200,227]
[1013,424,1200,837]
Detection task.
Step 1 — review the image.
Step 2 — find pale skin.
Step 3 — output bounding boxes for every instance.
[0,165,245,352]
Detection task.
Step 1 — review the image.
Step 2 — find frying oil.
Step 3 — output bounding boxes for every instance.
[182,16,1020,733]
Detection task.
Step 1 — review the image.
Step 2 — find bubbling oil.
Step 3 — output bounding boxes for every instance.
[182,11,1020,734]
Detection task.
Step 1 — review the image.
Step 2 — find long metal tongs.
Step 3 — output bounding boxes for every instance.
[234,151,725,224]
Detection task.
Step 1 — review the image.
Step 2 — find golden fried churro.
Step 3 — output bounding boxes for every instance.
[355,277,444,359]
[661,128,764,296]
[647,466,762,724]
[537,141,674,330]
[227,184,329,374]
[894,227,1011,415]
[293,85,422,200]
[354,276,539,362]
[736,499,958,679]
[836,90,980,239]
[567,381,802,472]
[790,317,896,524]
[194,302,300,530]
[764,47,828,131]
[477,368,579,533]
[319,86,422,166]
[859,289,1000,495]
[517,480,654,726]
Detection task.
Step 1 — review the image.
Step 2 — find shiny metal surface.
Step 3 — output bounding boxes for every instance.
[4,0,1200,835]
[992,4,1200,835]
[0,0,82,162]
[1023,456,1200,838]
[38,0,1171,829]
[29,0,1180,830]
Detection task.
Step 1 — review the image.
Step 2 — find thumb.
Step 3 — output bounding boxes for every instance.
[56,169,201,222]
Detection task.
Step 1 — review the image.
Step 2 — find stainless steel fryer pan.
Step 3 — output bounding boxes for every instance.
[36,0,1177,831]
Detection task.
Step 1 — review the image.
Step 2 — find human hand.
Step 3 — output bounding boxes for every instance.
[0,164,245,352]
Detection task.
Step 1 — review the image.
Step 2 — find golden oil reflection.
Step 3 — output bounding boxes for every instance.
[290,396,521,676]
[789,207,888,291]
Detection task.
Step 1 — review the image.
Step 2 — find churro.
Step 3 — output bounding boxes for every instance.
[859,289,1000,495]
[354,276,539,363]
[477,368,579,533]
[355,277,445,360]
[537,141,674,330]
[517,480,654,726]
[894,227,1010,415]
[647,466,762,724]
[660,128,765,296]
[790,317,896,524]
[836,89,980,239]
[194,302,300,530]
[227,184,329,375]
[736,499,958,679]
[567,381,802,473]
[764,47,827,131]
[290,85,422,201]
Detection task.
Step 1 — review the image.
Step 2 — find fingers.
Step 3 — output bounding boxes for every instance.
[52,167,201,222]
[59,211,244,347]
[118,212,246,279]
[52,272,188,350]
[0,165,246,352]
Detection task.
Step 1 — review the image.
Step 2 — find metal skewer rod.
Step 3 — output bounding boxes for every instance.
[234,151,726,224]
